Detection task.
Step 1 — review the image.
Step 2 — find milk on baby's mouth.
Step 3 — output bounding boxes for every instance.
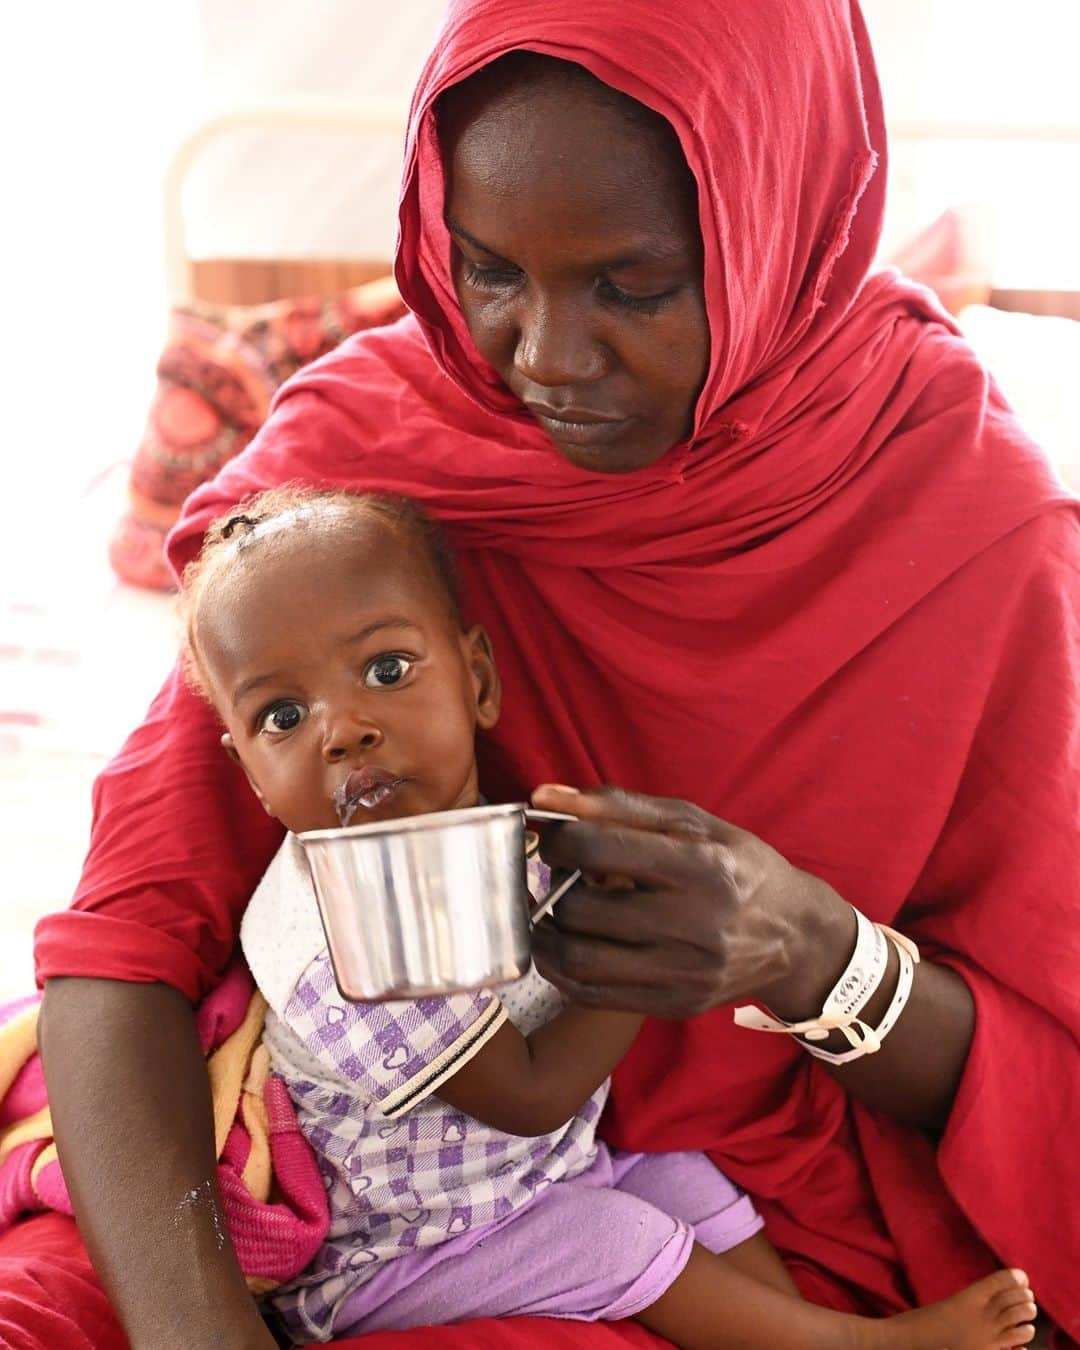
[332,779,400,826]
[332,783,359,828]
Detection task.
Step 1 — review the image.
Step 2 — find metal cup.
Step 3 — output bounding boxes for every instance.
[298,802,579,1001]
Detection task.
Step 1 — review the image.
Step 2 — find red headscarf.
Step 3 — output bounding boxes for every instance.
[41,0,1078,1337]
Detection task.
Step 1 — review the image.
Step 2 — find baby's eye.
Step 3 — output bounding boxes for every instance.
[259,702,305,734]
[364,655,413,688]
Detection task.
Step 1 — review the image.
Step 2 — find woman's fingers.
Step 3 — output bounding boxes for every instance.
[532,783,732,841]
[539,818,734,891]
[531,923,724,1017]
[532,922,666,985]
[546,878,717,947]
[529,781,839,1013]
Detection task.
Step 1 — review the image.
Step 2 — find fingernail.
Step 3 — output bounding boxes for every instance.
[539,784,579,797]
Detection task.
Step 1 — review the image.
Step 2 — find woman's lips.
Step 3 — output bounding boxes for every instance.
[525,403,632,448]
[333,768,409,826]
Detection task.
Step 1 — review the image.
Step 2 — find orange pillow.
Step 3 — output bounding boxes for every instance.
[110,277,407,591]
[886,207,993,316]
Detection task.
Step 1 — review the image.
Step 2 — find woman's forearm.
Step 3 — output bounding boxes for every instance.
[38,978,275,1350]
[763,897,975,1131]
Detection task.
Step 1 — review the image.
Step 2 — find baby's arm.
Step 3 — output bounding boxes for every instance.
[435,1004,643,1135]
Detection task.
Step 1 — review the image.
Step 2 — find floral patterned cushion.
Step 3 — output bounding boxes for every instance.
[109,277,406,590]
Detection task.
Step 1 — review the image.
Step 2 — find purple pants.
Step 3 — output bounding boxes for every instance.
[329,1147,762,1337]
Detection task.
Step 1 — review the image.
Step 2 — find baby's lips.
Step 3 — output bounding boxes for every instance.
[331,767,407,827]
[342,766,401,799]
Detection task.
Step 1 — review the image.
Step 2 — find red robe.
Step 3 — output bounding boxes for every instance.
[26,0,1080,1344]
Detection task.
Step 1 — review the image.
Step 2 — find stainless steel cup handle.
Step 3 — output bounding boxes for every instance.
[522,808,581,928]
[528,868,583,926]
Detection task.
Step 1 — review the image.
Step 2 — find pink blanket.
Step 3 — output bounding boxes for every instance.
[0,958,329,1291]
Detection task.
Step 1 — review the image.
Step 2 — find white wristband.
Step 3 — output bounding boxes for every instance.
[806,906,888,1038]
[733,904,887,1040]
[732,911,920,1064]
[803,927,920,1064]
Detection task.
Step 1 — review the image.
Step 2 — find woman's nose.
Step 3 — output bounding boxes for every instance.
[321,709,383,762]
[513,295,606,389]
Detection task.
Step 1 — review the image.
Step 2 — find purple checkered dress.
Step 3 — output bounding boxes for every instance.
[242,843,606,1341]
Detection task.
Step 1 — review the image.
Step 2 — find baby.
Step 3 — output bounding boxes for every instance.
[182,485,1037,1349]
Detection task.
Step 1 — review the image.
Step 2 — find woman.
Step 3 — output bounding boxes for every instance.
[8,1,1078,1347]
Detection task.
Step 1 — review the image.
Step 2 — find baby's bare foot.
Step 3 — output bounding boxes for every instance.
[871,1269,1037,1350]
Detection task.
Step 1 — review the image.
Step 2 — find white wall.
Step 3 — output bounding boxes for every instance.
[2,2,202,507]
[185,1,445,261]
[862,0,1080,284]
[862,0,1080,125]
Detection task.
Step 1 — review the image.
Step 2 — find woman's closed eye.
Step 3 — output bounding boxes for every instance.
[364,654,414,688]
[258,700,306,735]
[461,258,523,293]
[462,257,678,316]
[596,277,680,315]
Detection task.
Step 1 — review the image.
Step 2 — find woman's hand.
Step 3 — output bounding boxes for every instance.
[530,784,977,1130]
[530,784,855,1020]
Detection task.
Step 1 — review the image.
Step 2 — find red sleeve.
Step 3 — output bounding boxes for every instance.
[909,513,1080,1338]
[33,664,283,1002]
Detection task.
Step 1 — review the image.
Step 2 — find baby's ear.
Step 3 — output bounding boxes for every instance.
[221,734,276,817]
[465,625,501,731]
